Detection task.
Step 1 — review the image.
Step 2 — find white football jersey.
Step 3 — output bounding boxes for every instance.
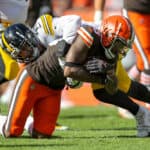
[52,15,81,44]
[33,15,82,47]
[33,14,100,47]
[0,0,29,23]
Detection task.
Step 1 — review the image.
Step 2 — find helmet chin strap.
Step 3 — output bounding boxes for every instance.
[32,47,40,60]
[104,47,115,59]
[16,47,40,63]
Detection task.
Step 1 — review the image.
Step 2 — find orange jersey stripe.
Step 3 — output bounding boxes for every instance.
[77,27,94,48]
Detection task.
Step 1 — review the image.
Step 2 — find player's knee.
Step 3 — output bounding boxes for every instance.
[31,128,51,139]
[3,125,23,138]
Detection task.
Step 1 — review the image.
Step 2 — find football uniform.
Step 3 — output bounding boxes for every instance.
[73,27,132,93]
[25,17,150,138]
[2,15,87,137]
[3,16,150,138]
[4,68,61,137]
[64,25,150,118]
[33,14,99,47]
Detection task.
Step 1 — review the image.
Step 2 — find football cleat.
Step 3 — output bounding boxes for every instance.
[135,106,150,137]
[55,123,69,131]
[118,107,134,119]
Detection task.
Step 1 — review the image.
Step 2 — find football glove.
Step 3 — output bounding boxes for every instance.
[85,57,113,74]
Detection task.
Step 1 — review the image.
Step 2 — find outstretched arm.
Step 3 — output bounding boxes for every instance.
[64,34,106,84]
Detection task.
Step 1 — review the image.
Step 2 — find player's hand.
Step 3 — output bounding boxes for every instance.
[85,57,113,74]
[104,74,118,95]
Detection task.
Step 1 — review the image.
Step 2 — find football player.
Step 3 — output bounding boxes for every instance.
[1,14,150,138]
[0,0,30,105]
[63,15,150,137]
[0,0,29,84]
[0,14,88,138]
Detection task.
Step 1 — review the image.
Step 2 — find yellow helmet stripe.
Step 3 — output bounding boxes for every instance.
[40,14,54,36]
[1,33,14,52]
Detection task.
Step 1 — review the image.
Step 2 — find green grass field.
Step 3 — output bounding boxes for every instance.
[1,104,150,150]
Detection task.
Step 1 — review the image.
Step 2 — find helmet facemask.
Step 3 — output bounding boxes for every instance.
[10,39,40,63]
[105,39,130,60]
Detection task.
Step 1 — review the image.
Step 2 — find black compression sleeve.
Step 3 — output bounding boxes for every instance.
[65,62,82,67]
[94,88,139,115]
[128,80,150,103]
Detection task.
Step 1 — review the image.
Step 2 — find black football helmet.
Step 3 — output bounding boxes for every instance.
[1,23,46,63]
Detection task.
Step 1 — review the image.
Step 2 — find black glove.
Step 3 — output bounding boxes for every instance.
[104,74,118,95]
[85,57,113,74]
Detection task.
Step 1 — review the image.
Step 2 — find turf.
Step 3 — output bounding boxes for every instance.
[0,104,150,150]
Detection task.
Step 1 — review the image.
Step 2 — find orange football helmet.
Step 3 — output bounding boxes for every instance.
[100,15,135,59]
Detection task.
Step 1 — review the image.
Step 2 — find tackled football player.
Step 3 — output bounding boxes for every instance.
[64,15,150,137]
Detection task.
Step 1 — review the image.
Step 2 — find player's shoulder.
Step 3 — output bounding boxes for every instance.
[59,15,81,21]
[77,26,94,48]
[53,15,81,28]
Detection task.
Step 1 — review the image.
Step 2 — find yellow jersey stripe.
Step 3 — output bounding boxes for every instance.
[40,14,54,35]
[1,33,14,52]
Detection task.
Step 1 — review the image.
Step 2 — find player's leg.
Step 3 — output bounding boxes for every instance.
[92,61,150,137]
[29,87,61,138]
[0,115,7,135]
[2,69,36,137]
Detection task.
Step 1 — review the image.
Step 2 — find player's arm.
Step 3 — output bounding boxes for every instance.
[64,27,106,84]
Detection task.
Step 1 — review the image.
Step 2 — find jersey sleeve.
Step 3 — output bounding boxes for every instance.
[53,15,82,44]
[33,14,55,47]
[77,27,94,48]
